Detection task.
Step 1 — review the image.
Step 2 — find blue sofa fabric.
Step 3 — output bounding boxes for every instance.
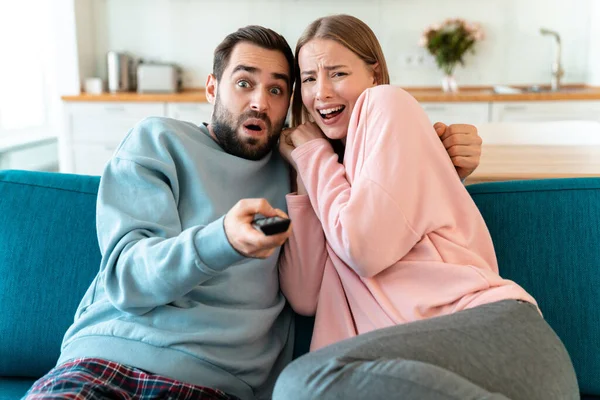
[0,172,101,377]
[468,178,600,395]
[0,170,598,399]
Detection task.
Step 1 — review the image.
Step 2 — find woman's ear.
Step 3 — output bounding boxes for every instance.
[371,63,381,85]
[205,74,217,104]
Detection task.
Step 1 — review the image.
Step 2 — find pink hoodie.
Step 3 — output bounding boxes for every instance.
[279,85,537,351]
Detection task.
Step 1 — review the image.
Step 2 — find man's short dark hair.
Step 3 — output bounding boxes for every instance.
[213,25,294,90]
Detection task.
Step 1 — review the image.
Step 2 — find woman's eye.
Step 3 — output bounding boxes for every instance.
[302,77,315,83]
[237,80,250,88]
[333,72,347,78]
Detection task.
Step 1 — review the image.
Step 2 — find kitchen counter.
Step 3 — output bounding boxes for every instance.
[61,85,600,103]
[61,89,208,103]
[407,84,600,102]
[465,144,600,184]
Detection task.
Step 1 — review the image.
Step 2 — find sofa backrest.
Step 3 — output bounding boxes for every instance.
[0,170,101,378]
[468,178,600,396]
[1,170,599,396]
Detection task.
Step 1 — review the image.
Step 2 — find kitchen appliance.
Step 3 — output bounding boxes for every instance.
[84,77,103,94]
[107,51,137,93]
[136,63,182,93]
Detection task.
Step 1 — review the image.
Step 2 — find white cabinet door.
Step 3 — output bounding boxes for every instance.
[478,121,600,145]
[490,101,600,122]
[72,143,117,176]
[62,102,166,174]
[166,103,213,125]
[420,102,490,125]
[67,102,166,146]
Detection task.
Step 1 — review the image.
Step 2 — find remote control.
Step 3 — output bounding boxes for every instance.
[252,216,291,236]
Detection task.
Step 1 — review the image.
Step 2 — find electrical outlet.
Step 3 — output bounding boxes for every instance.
[397,51,437,69]
[397,53,416,68]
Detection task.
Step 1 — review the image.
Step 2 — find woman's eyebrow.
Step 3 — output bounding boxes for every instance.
[301,65,348,76]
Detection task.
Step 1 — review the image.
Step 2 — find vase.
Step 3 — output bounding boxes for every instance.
[441,74,458,93]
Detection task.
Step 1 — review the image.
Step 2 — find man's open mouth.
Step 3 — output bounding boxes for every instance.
[243,118,267,133]
[245,124,263,131]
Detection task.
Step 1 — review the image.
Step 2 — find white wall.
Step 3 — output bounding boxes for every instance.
[80,0,593,88]
[587,0,600,85]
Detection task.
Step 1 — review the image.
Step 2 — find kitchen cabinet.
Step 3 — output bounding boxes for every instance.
[61,96,600,175]
[166,103,213,125]
[484,101,600,144]
[71,143,117,176]
[62,102,166,175]
[490,101,600,123]
[420,102,490,125]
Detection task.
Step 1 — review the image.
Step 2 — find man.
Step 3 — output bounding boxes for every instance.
[25,26,482,400]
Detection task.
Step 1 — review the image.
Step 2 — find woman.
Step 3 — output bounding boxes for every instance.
[274,14,578,400]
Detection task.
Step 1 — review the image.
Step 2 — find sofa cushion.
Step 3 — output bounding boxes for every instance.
[0,378,37,399]
[0,171,101,378]
[468,178,600,396]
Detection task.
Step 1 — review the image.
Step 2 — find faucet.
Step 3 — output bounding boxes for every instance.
[540,28,564,91]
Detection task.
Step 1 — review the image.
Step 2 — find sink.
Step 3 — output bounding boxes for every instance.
[522,85,589,93]
[493,85,590,94]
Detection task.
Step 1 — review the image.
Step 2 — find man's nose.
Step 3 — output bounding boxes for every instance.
[250,89,268,112]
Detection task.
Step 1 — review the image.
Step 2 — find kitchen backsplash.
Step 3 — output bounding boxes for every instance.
[76,0,595,88]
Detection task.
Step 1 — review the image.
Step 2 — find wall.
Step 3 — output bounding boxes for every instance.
[80,0,593,89]
[587,0,600,86]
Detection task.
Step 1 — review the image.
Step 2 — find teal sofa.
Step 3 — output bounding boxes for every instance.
[0,169,598,399]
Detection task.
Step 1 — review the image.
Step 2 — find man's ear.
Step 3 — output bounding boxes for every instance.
[205,74,217,104]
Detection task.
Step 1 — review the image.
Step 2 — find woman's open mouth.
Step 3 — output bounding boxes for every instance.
[318,105,345,125]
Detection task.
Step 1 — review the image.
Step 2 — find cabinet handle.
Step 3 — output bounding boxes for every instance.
[104,105,126,112]
[178,105,200,111]
[503,105,527,111]
[423,106,447,111]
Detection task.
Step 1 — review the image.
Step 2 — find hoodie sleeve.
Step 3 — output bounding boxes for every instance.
[291,86,462,278]
[97,119,245,315]
[278,193,329,316]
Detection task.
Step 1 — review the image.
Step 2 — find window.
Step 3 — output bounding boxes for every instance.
[0,0,51,138]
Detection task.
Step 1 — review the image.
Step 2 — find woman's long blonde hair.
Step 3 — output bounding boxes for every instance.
[291,14,390,127]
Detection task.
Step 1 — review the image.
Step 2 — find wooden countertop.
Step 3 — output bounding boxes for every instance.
[407,84,600,102]
[61,89,208,103]
[465,144,600,184]
[61,85,600,103]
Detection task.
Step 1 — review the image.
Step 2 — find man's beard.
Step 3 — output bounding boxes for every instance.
[211,95,285,161]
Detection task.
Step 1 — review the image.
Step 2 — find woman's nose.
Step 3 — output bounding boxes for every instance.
[315,78,333,101]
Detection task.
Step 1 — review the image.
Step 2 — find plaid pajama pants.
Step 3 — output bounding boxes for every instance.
[24,358,241,400]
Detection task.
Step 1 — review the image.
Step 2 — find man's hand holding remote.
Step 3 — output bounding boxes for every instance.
[224,198,292,259]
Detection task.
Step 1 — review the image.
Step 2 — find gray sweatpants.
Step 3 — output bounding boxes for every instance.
[273,300,579,400]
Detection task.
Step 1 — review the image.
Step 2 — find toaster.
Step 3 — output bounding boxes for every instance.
[137,63,182,93]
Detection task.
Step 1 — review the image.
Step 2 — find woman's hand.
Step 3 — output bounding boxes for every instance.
[279,122,327,166]
[287,122,327,147]
[278,125,319,196]
[279,128,298,171]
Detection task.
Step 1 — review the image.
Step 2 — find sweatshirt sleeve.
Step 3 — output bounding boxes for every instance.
[278,193,329,316]
[97,120,245,315]
[292,86,460,278]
